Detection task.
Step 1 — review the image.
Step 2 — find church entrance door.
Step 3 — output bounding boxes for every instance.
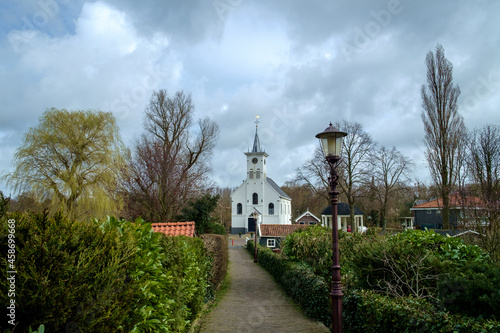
[248,218,256,232]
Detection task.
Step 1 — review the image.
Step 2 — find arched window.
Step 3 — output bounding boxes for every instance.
[268,203,274,215]
[256,169,261,178]
[253,193,258,205]
[249,170,254,179]
[237,203,242,215]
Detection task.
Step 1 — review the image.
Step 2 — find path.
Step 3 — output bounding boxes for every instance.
[200,236,330,333]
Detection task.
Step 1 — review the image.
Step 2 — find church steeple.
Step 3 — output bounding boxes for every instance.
[252,116,261,153]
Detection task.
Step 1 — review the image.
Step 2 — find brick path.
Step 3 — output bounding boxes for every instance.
[200,236,330,333]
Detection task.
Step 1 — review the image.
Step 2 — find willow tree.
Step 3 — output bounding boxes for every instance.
[421,44,466,229]
[6,108,127,219]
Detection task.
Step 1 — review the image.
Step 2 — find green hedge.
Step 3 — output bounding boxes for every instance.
[201,234,228,298]
[344,289,500,333]
[1,213,211,333]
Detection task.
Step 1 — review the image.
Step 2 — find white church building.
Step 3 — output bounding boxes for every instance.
[230,119,292,234]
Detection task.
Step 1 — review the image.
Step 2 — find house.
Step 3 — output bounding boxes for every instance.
[151,221,196,237]
[321,202,365,232]
[257,224,308,249]
[294,209,320,225]
[410,193,484,230]
[231,118,292,234]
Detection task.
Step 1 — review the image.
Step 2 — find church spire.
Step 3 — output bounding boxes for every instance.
[252,116,261,153]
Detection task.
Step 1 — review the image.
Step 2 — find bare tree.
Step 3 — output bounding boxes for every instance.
[123,90,219,222]
[371,146,413,231]
[336,120,376,232]
[295,146,330,202]
[421,44,466,229]
[464,124,500,261]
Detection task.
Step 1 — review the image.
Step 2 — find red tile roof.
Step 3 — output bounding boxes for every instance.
[412,193,484,209]
[259,224,309,237]
[151,221,196,237]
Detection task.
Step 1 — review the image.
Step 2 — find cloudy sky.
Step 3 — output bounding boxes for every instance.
[1,0,499,195]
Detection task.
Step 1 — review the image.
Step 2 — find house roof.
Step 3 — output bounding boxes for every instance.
[151,221,196,237]
[295,210,320,223]
[411,193,484,210]
[259,224,308,237]
[321,202,364,216]
[266,177,291,199]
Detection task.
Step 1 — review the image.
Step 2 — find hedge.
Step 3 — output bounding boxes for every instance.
[201,234,229,298]
[0,213,211,333]
[248,240,500,332]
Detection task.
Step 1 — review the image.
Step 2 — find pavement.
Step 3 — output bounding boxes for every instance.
[199,235,330,333]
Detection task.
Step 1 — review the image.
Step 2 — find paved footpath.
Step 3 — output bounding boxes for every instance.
[200,237,330,333]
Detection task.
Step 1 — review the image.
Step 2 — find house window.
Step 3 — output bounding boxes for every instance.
[309,221,316,225]
[237,203,242,215]
[427,210,432,214]
[267,239,276,248]
[253,193,258,205]
[299,221,305,225]
[268,203,274,215]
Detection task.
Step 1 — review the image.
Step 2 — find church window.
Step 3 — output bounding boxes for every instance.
[256,169,261,178]
[237,203,242,215]
[268,203,274,215]
[253,193,258,205]
[249,170,254,179]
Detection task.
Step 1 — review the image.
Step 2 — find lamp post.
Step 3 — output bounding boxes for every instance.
[316,122,347,333]
[253,211,259,263]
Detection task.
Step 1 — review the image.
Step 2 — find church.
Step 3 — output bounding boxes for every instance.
[231,118,292,234]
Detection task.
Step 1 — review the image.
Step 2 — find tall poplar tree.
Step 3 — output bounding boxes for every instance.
[421,44,466,229]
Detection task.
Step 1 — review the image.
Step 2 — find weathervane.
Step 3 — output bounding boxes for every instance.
[255,115,260,127]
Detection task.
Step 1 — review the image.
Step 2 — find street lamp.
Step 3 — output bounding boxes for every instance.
[253,210,259,263]
[316,122,347,333]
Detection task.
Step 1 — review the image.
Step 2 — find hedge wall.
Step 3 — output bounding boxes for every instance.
[201,234,229,298]
[247,240,500,332]
[0,213,211,333]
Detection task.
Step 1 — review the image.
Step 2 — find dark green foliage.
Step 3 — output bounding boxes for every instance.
[344,290,500,333]
[178,194,225,235]
[201,234,228,298]
[1,214,211,333]
[0,191,10,219]
[438,261,500,320]
[0,212,136,333]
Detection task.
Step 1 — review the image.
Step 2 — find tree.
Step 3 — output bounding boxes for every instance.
[5,108,127,219]
[0,191,10,219]
[370,146,413,230]
[336,120,376,232]
[177,193,221,234]
[464,124,500,261]
[421,44,466,229]
[123,90,219,222]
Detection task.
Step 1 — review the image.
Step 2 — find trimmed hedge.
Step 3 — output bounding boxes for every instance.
[0,213,211,333]
[201,234,229,298]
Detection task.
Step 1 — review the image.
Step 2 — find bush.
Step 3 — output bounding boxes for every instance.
[0,214,211,333]
[438,261,500,320]
[201,234,228,297]
[0,212,137,333]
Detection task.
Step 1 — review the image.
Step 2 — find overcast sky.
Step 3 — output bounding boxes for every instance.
[1,0,499,196]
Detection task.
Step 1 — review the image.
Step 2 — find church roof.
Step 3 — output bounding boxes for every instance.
[266,177,291,199]
[252,126,261,152]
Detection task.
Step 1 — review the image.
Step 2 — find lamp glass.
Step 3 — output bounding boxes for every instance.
[320,134,343,157]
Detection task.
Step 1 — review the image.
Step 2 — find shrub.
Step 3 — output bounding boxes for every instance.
[201,234,228,297]
[0,212,137,333]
